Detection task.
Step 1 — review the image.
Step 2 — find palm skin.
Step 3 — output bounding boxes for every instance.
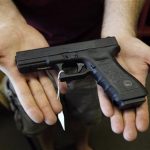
[98,36,149,141]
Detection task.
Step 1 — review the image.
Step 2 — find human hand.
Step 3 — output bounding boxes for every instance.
[0,23,66,125]
[97,35,149,141]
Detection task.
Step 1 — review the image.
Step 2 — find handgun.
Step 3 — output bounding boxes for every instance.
[15,37,147,110]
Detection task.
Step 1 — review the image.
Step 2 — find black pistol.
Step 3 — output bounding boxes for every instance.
[15,37,147,110]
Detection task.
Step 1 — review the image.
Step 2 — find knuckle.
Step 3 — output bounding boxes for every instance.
[40,104,49,110]
[34,88,44,96]
[43,79,53,87]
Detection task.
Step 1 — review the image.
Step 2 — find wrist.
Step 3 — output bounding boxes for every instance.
[101,28,136,45]
[101,25,136,37]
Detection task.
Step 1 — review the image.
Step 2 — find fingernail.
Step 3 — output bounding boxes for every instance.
[27,108,44,123]
[45,116,57,125]
[123,130,137,141]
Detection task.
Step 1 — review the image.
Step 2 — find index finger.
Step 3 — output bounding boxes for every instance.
[136,99,149,132]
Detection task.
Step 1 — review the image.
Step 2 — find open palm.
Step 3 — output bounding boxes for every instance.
[0,24,63,125]
[98,37,149,141]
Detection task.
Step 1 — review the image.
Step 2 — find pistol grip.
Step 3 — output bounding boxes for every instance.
[89,59,147,110]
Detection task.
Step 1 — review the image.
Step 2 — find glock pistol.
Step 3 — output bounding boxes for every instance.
[15,37,147,110]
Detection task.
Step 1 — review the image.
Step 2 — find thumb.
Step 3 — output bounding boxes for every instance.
[143,43,150,65]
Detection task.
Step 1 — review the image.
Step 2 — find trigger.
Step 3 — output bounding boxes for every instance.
[59,63,90,82]
[59,69,90,82]
[77,63,85,72]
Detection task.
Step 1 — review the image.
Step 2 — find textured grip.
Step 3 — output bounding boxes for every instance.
[87,59,147,110]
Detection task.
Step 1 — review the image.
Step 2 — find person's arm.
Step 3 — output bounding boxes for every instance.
[0,0,26,25]
[98,0,149,141]
[101,0,144,39]
[0,0,64,125]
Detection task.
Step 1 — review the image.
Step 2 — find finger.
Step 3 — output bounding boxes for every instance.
[136,99,149,132]
[11,76,44,123]
[38,71,62,113]
[47,70,67,94]
[123,110,137,141]
[97,85,114,117]
[110,107,124,134]
[28,77,57,125]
